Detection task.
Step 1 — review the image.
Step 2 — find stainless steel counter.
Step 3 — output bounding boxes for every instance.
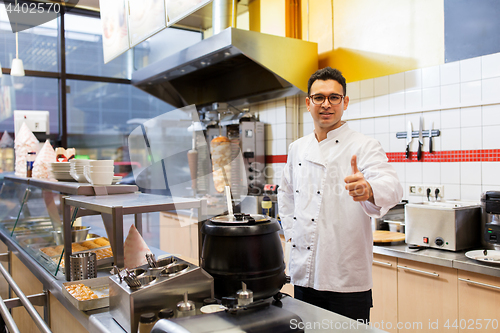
[0,225,389,333]
[5,175,139,196]
[89,297,388,333]
[374,244,500,277]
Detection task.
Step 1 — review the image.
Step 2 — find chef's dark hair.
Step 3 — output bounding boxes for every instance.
[307,67,346,96]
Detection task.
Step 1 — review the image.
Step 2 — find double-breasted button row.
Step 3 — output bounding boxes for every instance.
[292,244,312,250]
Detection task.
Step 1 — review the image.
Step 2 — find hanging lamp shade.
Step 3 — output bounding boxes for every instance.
[10,58,24,77]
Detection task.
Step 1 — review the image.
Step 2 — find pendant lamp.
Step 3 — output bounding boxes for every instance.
[10,0,24,77]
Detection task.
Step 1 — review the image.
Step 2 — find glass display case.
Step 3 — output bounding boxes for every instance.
[0,176,206,280]
[0,178,66,276]
[0,176,139,278]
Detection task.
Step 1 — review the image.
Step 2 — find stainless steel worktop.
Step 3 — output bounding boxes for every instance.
[89,297,388,333]
[374,244,500,277]
[0,226,388,333]
[5,175,139,196]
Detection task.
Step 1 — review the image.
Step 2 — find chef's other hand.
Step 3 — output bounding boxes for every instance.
[344,155,374,203]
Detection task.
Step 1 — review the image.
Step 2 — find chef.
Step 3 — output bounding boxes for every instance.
[278,67,403,323]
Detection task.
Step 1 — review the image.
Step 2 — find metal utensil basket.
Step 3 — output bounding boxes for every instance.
[70,252,97,281]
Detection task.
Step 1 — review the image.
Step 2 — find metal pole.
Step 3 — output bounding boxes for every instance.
[0,295,20,333]
[0,263,52,333]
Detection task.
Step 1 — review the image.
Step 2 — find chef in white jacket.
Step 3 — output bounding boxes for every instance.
[278,67,403,323]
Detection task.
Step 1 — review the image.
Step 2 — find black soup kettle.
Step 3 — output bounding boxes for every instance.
[201,213,288,300]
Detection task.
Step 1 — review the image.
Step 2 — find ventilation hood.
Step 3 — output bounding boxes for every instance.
[131,27,318,108]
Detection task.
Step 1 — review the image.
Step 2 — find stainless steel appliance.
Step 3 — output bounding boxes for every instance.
[481,191,500,250]
[132,0,317,108]
[372,201,406,233]
[222,111,265,195]
[405,201,481,251]
[109,257,213,333]
[204,105,265,196]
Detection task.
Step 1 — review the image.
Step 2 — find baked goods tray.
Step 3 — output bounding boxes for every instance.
[62,276,109,311]
[30,240,114,268]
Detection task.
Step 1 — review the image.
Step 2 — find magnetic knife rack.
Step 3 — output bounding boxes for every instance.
[396,129,440,139]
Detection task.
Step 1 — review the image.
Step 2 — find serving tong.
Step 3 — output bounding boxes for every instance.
[123,270,141,288]
[146,253,158,268]
[114,266,142,288]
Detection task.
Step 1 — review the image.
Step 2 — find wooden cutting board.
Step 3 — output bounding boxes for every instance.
[373,230,406,243]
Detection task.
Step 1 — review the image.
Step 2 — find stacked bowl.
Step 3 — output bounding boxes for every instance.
[50,162,73,181]
[84,160,115,185]
[70,159,90,182]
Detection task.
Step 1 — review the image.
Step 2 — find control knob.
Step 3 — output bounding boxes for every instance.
[435,237,444,247]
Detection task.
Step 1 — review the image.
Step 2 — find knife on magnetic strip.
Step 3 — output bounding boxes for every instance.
[406,121,412,159]
[417,116,423,161]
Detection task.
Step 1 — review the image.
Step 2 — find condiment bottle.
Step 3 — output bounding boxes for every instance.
[26,151,36,177]
[138,312,156,333]
[176,291,195,317]
[261,195,272,216]
[158,308,174,320]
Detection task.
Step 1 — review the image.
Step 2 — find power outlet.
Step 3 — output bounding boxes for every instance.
[428,185,444,199]
[409,185,426,196]
[409,184,444,199]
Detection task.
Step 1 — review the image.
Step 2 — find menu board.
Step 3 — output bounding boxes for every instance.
[128,0,167,47]
[99,0,130,64]
[166,0,212,26]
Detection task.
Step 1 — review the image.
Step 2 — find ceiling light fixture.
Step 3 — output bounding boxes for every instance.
[10,0,24,77]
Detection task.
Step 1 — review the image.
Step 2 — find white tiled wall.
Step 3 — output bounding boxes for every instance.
[343,51,500,203]
[249,52,500,197]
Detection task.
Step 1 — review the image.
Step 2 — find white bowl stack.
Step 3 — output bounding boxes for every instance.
[70,159,90,183]
[50,162,73,181]
[83,160,115,185]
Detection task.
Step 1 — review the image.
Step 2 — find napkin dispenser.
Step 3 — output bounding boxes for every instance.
[109,257,213,333]
[405,201,481,251]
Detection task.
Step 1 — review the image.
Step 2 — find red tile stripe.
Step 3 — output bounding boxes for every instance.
[265,155,288,164]
[387,149,500,162]
[266,150,500,164]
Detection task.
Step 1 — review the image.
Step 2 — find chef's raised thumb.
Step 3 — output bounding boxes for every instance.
[351,155,359,174]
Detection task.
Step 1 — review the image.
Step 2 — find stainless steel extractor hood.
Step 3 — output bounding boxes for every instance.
[131,27,318,108]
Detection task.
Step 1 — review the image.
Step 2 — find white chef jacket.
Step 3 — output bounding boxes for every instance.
[278,123,403,292]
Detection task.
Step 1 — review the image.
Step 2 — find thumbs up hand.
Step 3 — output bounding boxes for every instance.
[344,155,374,203]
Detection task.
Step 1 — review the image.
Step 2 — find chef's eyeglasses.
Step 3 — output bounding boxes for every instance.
[309,94,344,105]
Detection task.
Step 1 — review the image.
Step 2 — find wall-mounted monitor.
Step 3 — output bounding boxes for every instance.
[14,111,50,137]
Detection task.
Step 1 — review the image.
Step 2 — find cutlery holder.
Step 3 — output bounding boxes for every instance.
[70,252,97,281]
